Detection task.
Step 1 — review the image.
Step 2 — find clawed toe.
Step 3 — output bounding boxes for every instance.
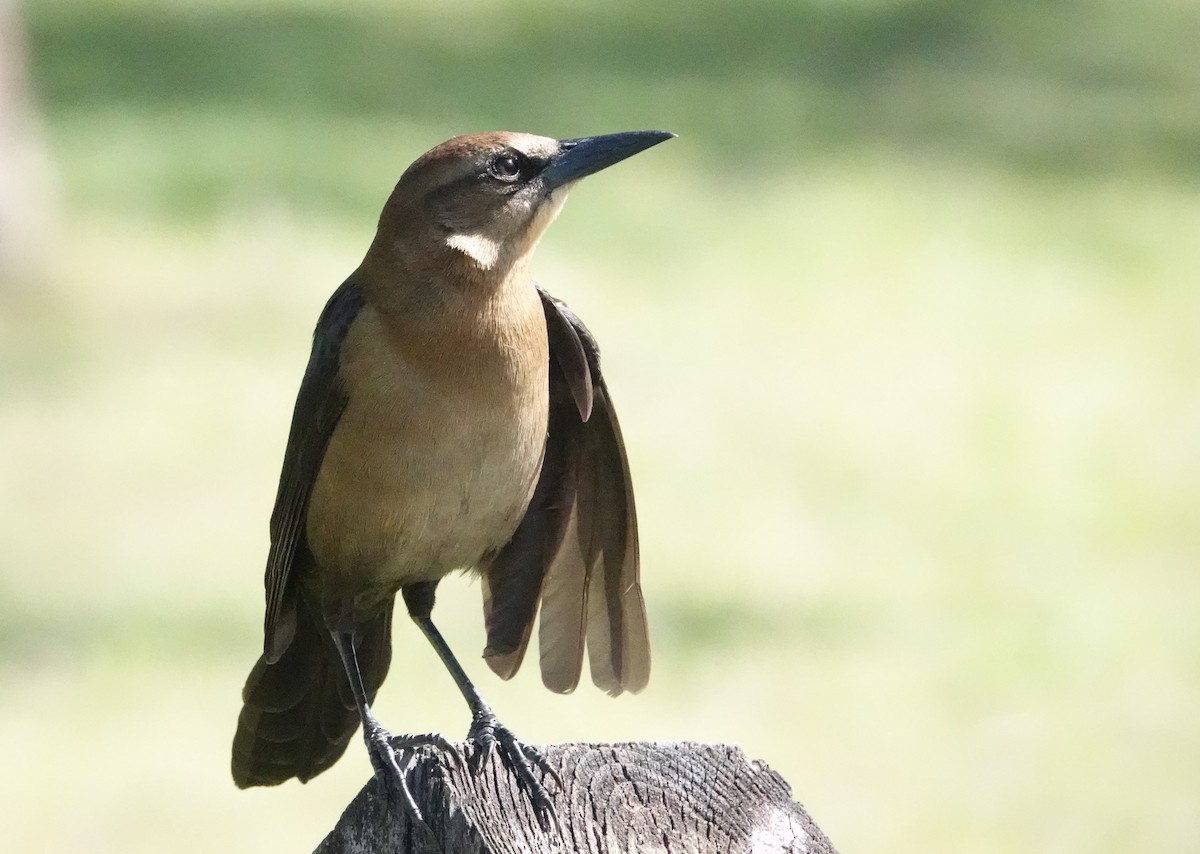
[364,725,426,824]
[467,710,560,834]
[365,724,468,846]
[388,730,464,770]
[524,743,564,794]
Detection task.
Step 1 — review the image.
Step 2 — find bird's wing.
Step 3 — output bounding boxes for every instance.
[482,287,650,696]
[262,279,365,663]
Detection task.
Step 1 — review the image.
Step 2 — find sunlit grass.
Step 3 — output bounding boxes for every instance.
[4,0,1200,851]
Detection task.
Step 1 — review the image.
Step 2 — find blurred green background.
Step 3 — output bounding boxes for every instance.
[2,0,1199,850]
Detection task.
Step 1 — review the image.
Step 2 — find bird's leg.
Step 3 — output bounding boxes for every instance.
[331,630,459,835]
[401,583,562,833]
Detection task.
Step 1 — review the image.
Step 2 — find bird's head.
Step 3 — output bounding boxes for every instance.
[369,130,674,280]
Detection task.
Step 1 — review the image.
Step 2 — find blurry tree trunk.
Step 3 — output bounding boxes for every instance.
[0,0,55,287]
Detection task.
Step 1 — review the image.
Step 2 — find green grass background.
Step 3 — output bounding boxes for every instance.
[3,0,1199,850]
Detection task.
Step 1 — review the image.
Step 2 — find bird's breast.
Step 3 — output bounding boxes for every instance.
[304,292,549,616]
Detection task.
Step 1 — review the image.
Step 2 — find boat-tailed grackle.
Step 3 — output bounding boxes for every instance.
[231,130,673,831]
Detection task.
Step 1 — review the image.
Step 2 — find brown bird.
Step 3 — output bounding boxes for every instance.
[231,130,672,827]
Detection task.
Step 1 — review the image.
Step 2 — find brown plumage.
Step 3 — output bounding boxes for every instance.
[231,130,672,826]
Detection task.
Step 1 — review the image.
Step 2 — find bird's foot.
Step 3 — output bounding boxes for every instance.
[364,723,460,843]
[388,730,464,770]
[467,708,562,834]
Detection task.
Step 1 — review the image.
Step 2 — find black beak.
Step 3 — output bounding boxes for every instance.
[541,130,676,191]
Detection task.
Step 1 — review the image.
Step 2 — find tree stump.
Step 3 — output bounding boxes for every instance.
[315,741,838,853]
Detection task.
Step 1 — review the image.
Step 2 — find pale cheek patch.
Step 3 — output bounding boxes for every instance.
[446,231,501,269]
[445,189,569,269]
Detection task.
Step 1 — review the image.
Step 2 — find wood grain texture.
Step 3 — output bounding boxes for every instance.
[315,742,838,854]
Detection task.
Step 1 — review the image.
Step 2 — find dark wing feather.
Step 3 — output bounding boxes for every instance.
[262,279,364,662]
[549,297,649,695]
[580,380,647,694]
[481,287,649,696]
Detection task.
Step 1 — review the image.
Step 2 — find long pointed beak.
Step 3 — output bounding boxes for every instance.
[541,130,676,191]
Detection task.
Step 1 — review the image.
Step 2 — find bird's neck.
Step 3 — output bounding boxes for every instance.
[353,248,544,378]
[359,245,528,317]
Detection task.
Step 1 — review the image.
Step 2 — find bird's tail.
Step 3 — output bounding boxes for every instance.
[231,597,393,787]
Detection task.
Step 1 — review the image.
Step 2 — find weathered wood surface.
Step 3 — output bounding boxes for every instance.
[315,741,838,854]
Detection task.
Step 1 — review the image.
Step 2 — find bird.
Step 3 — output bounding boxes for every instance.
[231,129,673,829]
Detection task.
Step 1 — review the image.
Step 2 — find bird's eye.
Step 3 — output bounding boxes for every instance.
[487,153,522,181]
